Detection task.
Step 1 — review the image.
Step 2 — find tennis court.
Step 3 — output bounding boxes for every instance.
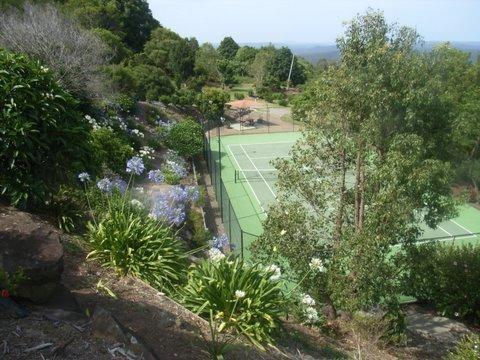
[212,132,480,258]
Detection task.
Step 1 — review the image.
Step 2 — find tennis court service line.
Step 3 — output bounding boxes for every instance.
[249,155,292,160]
[239,144,277,200]
[438,225,453,237]
[450,219,475,235]
[227,144,266,213]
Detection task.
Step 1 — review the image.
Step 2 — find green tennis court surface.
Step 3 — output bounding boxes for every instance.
[213,132,480,258]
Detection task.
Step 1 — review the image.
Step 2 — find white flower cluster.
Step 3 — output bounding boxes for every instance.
[130,128,144,138]
[130,199,144,210]
[139,146,155,160]
[207,248,225,262]
[300,293,319,324]
[43,92,55,100]
[309,257,326,273]
[264,264,281,281]
[303,306,319,324]
[235,290,246,299]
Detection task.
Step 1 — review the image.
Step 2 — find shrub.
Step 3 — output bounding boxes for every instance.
[87,195,187,292]
[91,128,135,175]
[166,118,204,158]
[0,49,93,207]
[114,94,137,115]
[446,334,480,360]
[0,2,110,97]
[400,242,480,320]
[179,257,286,347]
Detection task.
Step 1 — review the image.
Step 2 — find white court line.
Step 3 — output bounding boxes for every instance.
[438,225,453,237]
[239,144,278,200]
[227,144,266,213]
[249,155,292,160]
[236,140,296,146]
[450,219,474,235]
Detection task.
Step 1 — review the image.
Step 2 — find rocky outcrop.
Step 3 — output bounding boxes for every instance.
[0,206,64,303]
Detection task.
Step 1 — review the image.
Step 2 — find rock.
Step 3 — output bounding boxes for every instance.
[0,206,64,303]
[406,305,472,356]
[92,306,157,360]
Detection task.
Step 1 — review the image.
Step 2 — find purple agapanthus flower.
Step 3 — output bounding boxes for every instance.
[97,178,112,192]
[126,156,145,175]
[212,234,229,250]
[111,179,128,193]
[149,185,199,226]
[148,170,165,184]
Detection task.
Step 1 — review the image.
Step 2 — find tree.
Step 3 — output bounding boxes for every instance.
[91,27,133,63]
[252,10,456,318]
[142,28,198,87]
[264,47,306,88]
[217,36,239,60]
[0,2,110,97]
[168,37,198,86]
[234,45,258,76]
[62,0,159,52]
[250,46,276,89]
[195,43,221,82]
[196,88,230,123]
[218,59,237,88]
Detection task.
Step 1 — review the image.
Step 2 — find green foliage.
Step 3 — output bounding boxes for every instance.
[218,59,237,87]
[253,10,456,319]
[0,49,93,208]
[91,27,133,63]
[264,47,306,88]
[233,92,245,100]
[400,243,480,320]
[195,43,221,82]
[63,0,159,52]
[91,128,134,175]
[446,334,480,360]
[142,27,198,87]
[0,268,26,296]
[87,195,187,292]
[166,118,203,158]
[196,87,230,122]
[217,36,239,60]
[113,94,137,115]
[187,210,210,247]
[48,185,86,233]
[179,257,286,347]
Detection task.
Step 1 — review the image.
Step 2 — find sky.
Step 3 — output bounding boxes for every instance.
[148,0,480,44]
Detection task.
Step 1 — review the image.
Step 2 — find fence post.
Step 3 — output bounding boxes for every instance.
[240,231,244,260]
[228,201,232,241]
[217,125,223,221]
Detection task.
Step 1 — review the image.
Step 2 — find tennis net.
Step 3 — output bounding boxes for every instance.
[234,169,278,183]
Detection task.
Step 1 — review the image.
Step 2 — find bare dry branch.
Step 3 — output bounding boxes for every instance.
[0,1,111,97]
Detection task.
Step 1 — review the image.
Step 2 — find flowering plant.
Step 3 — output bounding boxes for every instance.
[179,256,286,347]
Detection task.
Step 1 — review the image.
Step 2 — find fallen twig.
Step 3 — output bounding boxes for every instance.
[2,340,9,355]
[24,342,53,353]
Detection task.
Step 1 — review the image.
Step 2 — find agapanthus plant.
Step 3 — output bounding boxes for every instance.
[149,185,200,226]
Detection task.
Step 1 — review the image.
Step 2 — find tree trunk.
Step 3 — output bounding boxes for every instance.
[334,147,347,244]
[354,143,365,232]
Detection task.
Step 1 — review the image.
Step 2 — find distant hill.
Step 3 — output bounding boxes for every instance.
[240,41,480,65]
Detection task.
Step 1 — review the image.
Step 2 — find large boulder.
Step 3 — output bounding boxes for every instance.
[0,205,64,303]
